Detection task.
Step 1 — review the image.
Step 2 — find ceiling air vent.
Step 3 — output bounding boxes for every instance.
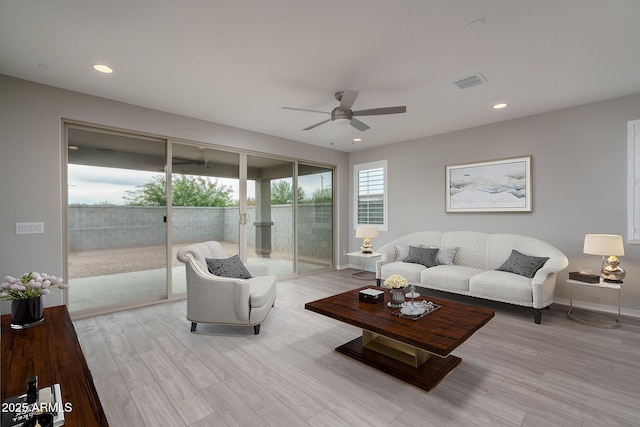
[452,73,487,90]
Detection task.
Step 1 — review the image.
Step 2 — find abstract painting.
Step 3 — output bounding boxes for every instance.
[445,156,531,212]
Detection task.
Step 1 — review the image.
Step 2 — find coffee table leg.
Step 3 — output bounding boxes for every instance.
[335,335,461,392]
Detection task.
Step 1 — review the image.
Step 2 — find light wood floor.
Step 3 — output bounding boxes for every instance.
[74,269,640,427]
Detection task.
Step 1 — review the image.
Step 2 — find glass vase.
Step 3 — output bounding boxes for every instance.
[390,288,405,307]
[11,296,45,329]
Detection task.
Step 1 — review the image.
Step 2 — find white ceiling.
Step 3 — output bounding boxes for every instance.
[2,1,639,152]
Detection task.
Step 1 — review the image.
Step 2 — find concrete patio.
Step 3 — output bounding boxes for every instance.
[67,241,331,315]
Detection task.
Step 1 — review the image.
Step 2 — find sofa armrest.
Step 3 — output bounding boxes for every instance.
[375,259,383,280]
[182,253,251,322]
[375,242,397,279]
[530,254,569,308]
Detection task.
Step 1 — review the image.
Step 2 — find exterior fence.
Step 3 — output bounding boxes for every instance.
[68,203,332,259]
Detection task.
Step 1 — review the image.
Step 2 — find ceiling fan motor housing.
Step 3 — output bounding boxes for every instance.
[331,107,353,124]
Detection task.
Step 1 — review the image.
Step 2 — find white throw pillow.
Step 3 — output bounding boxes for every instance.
[430,246,459,265]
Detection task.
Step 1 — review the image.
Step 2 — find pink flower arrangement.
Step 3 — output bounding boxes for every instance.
[0,272,69,300]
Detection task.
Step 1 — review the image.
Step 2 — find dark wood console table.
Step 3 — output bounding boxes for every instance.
[1,305,109,426]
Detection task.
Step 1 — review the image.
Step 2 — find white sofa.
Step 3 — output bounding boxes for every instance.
[375,231,568,324]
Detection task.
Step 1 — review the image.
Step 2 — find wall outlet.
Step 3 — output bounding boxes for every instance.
[16,222,44,234]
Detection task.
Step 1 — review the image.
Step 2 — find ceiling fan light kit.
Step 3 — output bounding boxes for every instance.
[282,89,406,133]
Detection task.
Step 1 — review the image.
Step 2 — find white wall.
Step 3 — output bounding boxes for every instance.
[0,75,349,313]
[349,93,640,316]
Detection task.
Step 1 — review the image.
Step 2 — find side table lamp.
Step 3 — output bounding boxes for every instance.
[356,225,379,254]
[583,233,626,283]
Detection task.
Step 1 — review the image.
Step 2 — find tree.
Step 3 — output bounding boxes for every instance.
[309,187,332,203]
[271,180,306,204]
[124,175,234,207]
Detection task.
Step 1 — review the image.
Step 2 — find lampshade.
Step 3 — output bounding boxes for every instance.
[583,234,625,256]
[355,225,379,239]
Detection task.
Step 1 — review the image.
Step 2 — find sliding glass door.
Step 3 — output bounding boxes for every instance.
[65,125,335,316]
[298,163,333,273]
[66,126,168,314]
[245,156,334,276]
[247,154,295,276]
[170,144,240,295]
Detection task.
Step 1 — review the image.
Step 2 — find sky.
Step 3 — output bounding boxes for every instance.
[68,164,330,205]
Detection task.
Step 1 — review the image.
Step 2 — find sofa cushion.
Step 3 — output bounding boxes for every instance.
[496,250,549,278]
[430,246,459,265]
[381,261,426,284]
[405,246,438,268]
[206,255,253,279]
[421,265,483,292]
[469,270,534,307]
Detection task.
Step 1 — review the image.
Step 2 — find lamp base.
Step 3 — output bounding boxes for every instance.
[360,238,374,254]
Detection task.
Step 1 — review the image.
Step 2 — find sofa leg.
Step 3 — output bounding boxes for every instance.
[191,322,197,332]
[533,309,542,324]
[253,324,261,335]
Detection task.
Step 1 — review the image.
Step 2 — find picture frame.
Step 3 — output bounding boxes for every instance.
[445,156,532,212]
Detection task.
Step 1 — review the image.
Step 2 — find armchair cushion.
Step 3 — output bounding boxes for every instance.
[206,255,253,279]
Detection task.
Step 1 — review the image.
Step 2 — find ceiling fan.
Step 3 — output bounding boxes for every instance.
[282,89,406,131]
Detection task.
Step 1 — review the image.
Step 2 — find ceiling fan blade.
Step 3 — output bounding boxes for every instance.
[303,118,332,130]
[353,106,407,116]
[350,118,370,132]
[339,89,359,110]
[282,106,330,115]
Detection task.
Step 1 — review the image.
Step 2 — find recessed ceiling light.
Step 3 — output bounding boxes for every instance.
[92,64,113,74]
[493,102,508,109]
[353,138,362,142]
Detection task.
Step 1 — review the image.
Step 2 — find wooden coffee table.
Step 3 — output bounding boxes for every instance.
[305,286,494,392]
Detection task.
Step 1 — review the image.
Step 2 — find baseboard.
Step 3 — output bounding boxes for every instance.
[553,297,640,319]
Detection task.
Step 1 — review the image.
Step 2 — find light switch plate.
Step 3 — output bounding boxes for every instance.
[16,222,44,234]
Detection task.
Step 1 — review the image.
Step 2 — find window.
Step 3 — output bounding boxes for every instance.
[628,119,640,243]
[354,160,388,231]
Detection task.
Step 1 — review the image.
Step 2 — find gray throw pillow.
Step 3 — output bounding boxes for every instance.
[404,246,438,268]
[430,246,459,265]
[496,250,549,278]
[206,255,253,279]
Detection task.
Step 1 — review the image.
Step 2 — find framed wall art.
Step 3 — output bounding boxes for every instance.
[445,156,532,212]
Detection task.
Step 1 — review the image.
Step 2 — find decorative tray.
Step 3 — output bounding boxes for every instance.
[393,300,440,321]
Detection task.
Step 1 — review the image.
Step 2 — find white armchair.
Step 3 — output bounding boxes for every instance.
[176,241,277,334]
